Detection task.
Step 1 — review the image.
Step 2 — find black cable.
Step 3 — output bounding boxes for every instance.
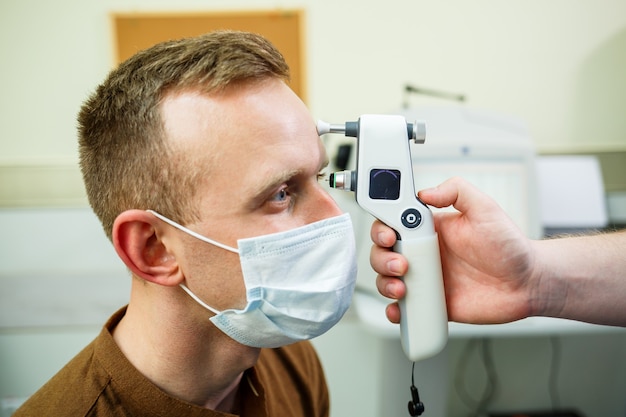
[408,361,425,416]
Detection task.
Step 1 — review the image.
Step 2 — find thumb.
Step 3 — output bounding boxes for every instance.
[418,177,488,215]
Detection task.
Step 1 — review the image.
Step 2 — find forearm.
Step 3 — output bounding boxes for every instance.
[530,230,626,327]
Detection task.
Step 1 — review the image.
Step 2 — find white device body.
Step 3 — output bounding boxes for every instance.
[344,114,448,361]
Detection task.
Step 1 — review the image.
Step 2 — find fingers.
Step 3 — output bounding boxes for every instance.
[376,272,406,300]
[370,239,407,273]
[371,241,408,297]
[418,176,494,216]
[385,302,401,324]
[417,176,465,209]
[370,219,398,248]
[369,218,407,288]
[369,219,409,276]
[370,219,407,323]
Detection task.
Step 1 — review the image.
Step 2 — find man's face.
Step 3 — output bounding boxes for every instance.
[160,79,342,310]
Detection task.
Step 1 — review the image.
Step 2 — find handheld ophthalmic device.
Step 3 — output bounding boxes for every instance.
[317,114,448,363]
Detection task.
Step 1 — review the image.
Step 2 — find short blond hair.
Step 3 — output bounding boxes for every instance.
[78,31,290,240]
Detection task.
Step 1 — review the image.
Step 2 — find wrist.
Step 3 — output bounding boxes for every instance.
[527,239,568,319]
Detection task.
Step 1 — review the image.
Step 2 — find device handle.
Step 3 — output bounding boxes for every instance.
[394,234,448,361]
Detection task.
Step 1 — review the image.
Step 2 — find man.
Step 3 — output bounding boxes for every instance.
[16,31,357,416]
[371,176,626,327]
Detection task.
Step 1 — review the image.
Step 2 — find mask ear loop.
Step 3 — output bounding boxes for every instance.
[146,210,239,254]
[179,283,221,315]
[146,210,235,316]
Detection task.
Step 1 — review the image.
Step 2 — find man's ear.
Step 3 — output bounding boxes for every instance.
[112,209,183,286]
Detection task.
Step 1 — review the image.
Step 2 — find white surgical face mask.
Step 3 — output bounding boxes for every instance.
[147,210,357,348]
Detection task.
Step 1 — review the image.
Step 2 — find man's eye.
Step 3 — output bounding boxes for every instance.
[317,171,328,182]
[270,187,289,202]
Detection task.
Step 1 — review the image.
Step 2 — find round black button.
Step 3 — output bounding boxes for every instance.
[401,208,422,229]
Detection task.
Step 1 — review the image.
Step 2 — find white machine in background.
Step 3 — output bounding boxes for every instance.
[326,105,542,338]
[536,155,608,235]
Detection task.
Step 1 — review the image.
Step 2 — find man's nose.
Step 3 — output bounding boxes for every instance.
[309,184,344,222]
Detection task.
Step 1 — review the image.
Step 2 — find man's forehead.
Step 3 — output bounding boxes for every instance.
[158,82,323,181]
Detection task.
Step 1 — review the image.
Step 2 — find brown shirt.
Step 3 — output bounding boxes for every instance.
[14,307,330,417]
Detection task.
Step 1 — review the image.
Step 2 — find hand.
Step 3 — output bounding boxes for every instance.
[370,177,536,324]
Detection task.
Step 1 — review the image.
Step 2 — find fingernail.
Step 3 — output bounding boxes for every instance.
[387,259,402,275]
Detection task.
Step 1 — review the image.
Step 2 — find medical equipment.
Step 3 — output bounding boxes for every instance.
[318,115,448,363]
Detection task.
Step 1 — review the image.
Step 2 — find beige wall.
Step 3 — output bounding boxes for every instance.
[1,0,626,205]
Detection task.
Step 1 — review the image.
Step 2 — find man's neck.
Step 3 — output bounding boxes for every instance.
[112,296,260,412]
